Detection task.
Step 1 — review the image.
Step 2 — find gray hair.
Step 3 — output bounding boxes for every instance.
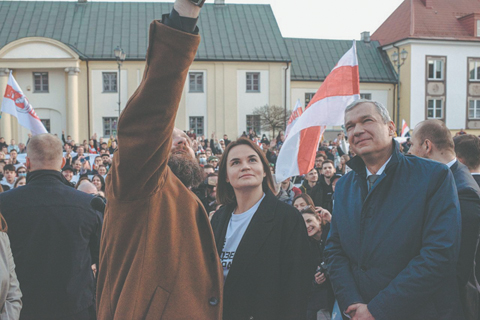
[344,99,392,124]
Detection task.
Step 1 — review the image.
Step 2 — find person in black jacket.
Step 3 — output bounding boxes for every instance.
[211,138,315,320]
[0,133,102,320]
[301,207,334,319]
[410,120,480,319]
[454,134,480,187]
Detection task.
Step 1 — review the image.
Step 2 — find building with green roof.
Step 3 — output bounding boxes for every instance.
[0,0,396,142]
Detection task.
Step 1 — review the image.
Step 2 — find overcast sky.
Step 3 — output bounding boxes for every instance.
[18,0,405,40]
[225,0,404,40]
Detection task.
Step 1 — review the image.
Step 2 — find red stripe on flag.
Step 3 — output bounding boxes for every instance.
[297,126,322,174]
[306,65,359,109]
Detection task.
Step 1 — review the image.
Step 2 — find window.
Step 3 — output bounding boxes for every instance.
[246,115,261,134]
[103,72,117,92]
[189,72,204,92]
[427,99,443,119]
[470,60,480,81]
[427,59,444,80]
[477,20,480,37]
[360,93,372,100]
[103,117,118,136]
[469,100,480,119]
[40,119,50,133]
[33,72,48,92]
[189,116,204,135]
[246,72,260,92]
[305,93,315,107]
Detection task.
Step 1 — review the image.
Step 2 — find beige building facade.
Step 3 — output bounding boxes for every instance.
[0,40,290,142]
[0,1,398,144]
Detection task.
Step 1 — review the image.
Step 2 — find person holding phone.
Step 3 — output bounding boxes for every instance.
[96,1,223,318]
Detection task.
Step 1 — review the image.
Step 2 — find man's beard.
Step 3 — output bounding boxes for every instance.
[168,153,204,189]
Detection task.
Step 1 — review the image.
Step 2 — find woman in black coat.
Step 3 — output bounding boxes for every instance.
[211,138,315,320]
[300,207,334,319]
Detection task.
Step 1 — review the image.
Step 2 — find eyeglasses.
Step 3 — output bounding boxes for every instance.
[17,171,26,174]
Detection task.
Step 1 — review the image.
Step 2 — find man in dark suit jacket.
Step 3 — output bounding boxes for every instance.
[0,134,102,320]
[454,134,480,187]
[410,120,480,319]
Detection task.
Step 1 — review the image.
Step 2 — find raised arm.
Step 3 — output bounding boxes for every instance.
[108,2,201,200]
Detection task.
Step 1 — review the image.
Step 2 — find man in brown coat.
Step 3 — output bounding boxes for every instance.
[96,1,223,318]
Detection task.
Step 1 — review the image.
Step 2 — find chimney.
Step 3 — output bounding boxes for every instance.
[421,0,433,9]
[361,31,371,43]
[215,0,225,5]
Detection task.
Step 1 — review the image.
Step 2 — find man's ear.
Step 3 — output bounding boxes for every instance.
[424,139,433,155]
[61,157,66,170]
[388,121,396,137]
[26,157,31,171]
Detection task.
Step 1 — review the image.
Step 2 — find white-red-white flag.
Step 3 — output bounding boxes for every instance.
[276,42,360,182]
[2,72,47,136]
[285,99,303,138]
[401,119,410,138]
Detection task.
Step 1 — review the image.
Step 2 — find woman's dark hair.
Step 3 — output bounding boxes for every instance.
[217,138,275,206]
[300,206,315,215]
[275,131,284,142]
[92,174,106,192]
[75,176,90,189]
[292,193,315,208]
[14,176,26,188]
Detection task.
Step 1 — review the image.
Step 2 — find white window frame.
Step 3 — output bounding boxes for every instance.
[470,60,480,81]
[469,100,480,119]
[103,117,118,137]
[427,99,444,119]
[246,72,260,93]
[189,116,204,135]
[305,93,315,107]
[477,20,480,37]
[40,119,51,133]
[360,93,372,100]
[102,72,118,93]
[427,59,444,80]
[246,114,261,134]
[189,72,204,93]
[33,72,49,93]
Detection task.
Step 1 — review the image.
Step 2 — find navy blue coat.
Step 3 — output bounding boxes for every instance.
[324,141,464,320]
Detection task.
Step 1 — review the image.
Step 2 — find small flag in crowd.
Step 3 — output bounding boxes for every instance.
[2,72,47,136]
[276,42,360,182]
[285,99,303,138]
[401,119,410,138]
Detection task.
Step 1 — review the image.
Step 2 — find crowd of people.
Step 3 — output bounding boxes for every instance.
[1,1,480,319]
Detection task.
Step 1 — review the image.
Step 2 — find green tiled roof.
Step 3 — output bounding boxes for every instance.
[0,1,291,62]
[285,38,397,83]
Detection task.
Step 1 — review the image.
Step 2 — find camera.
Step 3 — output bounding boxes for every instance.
[317,262,328,275]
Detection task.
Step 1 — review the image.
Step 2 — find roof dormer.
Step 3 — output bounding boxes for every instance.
[458,13,480,37]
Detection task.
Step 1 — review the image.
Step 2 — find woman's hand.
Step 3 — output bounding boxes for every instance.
[315,207,332,223]
[314,271,326,285]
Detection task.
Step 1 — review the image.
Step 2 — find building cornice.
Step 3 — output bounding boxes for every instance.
[381,38,480,50]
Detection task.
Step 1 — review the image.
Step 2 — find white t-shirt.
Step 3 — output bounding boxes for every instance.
[220,194,265,281]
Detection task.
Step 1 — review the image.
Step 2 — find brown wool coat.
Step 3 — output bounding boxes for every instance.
[96,21,223,320]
